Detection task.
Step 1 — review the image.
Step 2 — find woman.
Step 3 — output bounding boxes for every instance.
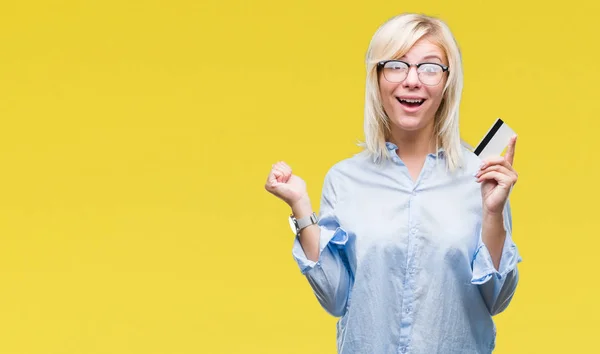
[265,13,521,354]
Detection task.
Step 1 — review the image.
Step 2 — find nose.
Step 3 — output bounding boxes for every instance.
[402,66,421,88]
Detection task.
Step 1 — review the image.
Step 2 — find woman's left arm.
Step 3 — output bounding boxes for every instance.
[472,136,522,315]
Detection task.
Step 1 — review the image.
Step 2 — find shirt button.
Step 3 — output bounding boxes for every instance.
[410,228,417,234]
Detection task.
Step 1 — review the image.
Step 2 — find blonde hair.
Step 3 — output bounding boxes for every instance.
[359,13,465,171]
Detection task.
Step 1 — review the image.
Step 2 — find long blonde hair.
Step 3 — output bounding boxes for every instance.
[359,13,466,171]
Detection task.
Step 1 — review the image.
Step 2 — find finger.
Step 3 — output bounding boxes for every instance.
[475,164,515,179]
[477,170,517,186]
[504,135,517,166]
[476,171,503,184]
[279,161,291,170]
[273,166,290,183]
[267,168,284,186]
[480,156,504,169]
[275,161,289,169]
[280,162,292,176]
[480,156,513,171]
[272,162,287,171]
[272,165,286,175]
[274,162,292,177]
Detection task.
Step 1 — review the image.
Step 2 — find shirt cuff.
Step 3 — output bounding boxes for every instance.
[471,230,522,285]
[292,226,348,274]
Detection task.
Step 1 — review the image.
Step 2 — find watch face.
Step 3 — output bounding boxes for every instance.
[288,216,297,235]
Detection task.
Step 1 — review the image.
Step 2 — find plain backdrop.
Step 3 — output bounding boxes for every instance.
[0,0,597,353]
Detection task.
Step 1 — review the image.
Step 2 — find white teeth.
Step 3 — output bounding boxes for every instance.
[398,98,424,104]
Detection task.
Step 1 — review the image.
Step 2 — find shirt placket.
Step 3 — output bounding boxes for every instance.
[397,159,429,354]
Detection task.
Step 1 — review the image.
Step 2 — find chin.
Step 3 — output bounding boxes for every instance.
[391,116,427,132]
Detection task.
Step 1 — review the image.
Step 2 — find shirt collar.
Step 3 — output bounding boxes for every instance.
[385,141,445,158]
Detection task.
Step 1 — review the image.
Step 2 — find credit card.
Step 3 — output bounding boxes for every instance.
[473,118,516,159]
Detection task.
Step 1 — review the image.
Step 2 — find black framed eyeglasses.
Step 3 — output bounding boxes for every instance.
[377,60,449,86]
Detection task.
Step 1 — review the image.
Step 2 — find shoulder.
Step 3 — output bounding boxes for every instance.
[324,150,378,181]
[318,150,378,197]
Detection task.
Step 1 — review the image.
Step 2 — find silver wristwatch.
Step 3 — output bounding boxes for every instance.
[289,212,318,235]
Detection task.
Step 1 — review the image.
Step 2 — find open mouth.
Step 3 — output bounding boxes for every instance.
[397,97,426,108]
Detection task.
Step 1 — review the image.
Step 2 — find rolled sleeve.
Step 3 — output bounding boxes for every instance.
[471,230,521,285]
[292,223,348,274]
[471,200,522,315]
[292,222,351,317]
[290,167,352,317]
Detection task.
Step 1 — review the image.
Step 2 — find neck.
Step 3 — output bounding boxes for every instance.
[388,123,437,161]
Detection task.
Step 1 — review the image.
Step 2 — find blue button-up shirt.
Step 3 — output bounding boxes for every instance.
[292,142,521,354]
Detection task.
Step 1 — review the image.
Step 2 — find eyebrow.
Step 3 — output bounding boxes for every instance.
[400,54,444,63]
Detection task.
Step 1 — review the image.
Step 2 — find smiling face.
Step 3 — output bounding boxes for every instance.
[378,37,449,136]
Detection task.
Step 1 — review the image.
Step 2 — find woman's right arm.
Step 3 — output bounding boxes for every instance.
[289,195,321,261]
[265,162,352,317]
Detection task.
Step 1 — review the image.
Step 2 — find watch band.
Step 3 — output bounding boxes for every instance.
[289,212,319,235]
[297,212,318,230]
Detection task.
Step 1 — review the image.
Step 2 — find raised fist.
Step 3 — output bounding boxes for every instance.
[264,161,308,207]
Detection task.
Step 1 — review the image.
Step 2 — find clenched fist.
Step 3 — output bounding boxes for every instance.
[264,161,308,207]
